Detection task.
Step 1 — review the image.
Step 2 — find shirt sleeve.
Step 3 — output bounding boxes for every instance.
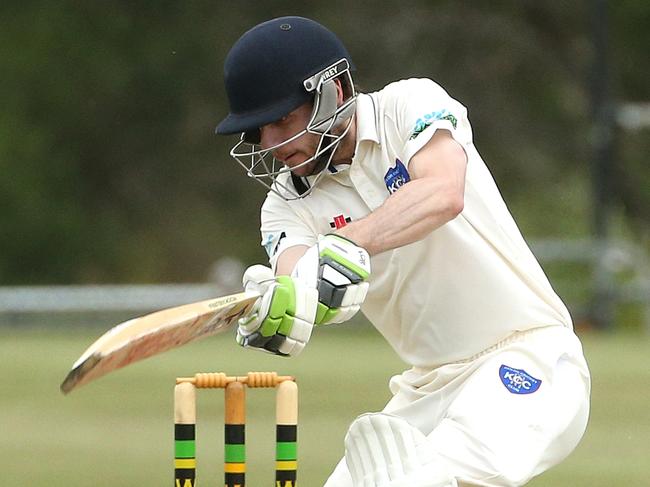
[390,78,472,166]
[260,193,318,271]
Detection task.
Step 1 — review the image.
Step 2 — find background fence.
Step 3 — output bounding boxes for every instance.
[1,239,648,332]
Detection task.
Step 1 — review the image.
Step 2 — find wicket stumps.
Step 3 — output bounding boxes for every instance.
[174,372,298,487]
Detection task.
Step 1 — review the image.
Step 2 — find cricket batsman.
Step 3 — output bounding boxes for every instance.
[215,16,590,487]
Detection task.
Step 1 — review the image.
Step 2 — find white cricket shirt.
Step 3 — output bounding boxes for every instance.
[259,78,572,368]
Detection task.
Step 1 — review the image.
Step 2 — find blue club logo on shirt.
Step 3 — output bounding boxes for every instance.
[499,365,542,395]
[384,159,410,194]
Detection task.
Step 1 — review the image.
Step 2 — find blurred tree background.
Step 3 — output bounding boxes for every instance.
[0,0,648,287]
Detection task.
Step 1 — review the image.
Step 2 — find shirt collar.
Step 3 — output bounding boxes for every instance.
[355,93,380,144]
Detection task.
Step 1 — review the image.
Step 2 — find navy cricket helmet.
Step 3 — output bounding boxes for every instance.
[216,16,355,135]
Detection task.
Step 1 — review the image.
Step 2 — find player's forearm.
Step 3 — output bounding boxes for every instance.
[337,177,463,256]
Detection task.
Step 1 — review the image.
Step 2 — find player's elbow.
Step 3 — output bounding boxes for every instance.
[416,186,464,232]
[445,188,464,218]
[433,183,464,222]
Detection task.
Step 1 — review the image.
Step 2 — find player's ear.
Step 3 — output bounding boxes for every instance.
[334,78,344,106]
[334,74,356,106]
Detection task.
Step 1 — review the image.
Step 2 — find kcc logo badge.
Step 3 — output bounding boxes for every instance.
[499,365,542,395]
[384,159,410,194]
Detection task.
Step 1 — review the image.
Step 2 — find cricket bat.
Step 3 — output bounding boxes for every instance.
[60,291,260,394]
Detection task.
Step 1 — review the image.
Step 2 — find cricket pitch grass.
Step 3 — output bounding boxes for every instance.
[1,322,648,486]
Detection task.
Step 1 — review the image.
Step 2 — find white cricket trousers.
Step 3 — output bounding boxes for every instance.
[324,325,590,487]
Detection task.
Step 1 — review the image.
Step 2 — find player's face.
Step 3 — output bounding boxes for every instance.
[259,102,322,177]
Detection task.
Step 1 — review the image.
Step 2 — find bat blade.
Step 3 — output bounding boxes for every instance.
[60,291,259,394]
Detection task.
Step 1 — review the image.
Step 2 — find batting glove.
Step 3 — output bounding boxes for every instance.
[292,234,371,325]
[236,264,317,356]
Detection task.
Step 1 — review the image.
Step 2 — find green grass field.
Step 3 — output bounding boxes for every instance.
[1,323,648,486]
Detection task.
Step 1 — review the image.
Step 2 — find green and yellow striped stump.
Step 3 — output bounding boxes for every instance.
[276,380,298,487]
[174,382,196,487]
[225,381,246,487]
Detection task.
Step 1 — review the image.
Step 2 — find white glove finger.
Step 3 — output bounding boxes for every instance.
[237,313,261,335]
[328,306,353,324]
[344,282,369,308]
[258,282,277,316]
[292,283,318,324]
[288,317,313,343]
[340,283,360,307]
[357,281,369,303]
[278,336,306,356]
[242,293,263,321]
[331,306,359,323]
[346,305,361,322]
[235,328,246,346]
[242,264,275,293]
[239,283,277,334]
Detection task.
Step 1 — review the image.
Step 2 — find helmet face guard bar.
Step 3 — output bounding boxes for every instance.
[229,59,357,200]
